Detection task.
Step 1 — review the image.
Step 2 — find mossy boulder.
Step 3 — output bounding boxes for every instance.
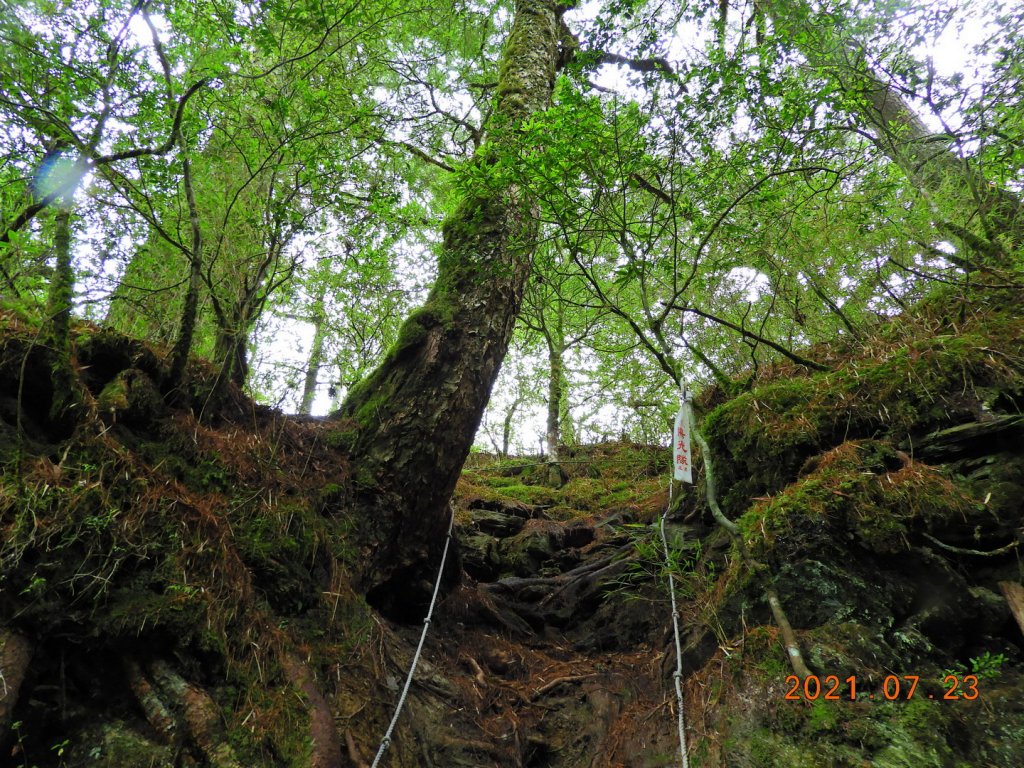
[702,313,1024,515]
[736,441,971,563]
[97,367,166,428]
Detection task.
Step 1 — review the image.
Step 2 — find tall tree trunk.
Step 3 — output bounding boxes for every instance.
[299,301,328,416]
[545,329,568,486]
[337,0,564,616]
[765,0,1024,263]
[168,159,203,392]
[500,393,525,459]
[545,341,564,461]
[46,207,80,428]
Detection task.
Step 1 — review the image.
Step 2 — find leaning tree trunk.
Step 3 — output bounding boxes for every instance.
[764,0,1024,264]
[337,0,564,617]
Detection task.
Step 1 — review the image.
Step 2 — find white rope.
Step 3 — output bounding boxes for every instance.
[370,505,456,768]
[660,482,690,768]
[659,377,690,768]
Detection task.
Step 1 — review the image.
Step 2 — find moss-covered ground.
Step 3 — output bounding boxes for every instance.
[2,283,1023,767]
[681,286,1024,766]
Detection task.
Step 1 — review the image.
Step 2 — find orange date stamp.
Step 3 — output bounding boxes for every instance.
[784,674,980,701]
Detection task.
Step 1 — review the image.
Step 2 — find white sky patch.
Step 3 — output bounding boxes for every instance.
[726,266,770,302]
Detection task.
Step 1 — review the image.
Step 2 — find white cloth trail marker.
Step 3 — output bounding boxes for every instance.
[673,388,693,484]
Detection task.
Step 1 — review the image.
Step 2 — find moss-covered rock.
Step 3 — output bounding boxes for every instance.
[702,310,1024,514]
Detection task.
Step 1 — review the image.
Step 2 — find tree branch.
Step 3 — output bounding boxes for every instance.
[668,303,830,372]
[387,140,456,173]
[94,77,209,164]
[593,50,682,84]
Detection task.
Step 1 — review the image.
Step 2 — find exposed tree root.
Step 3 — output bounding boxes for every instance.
[483,544,635,627]
[281,650,342,768]
[147,660,244,768]
[125,660,176,743]
[0,630,32,745]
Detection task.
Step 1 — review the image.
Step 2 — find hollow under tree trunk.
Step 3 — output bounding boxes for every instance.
[337,0,564,618]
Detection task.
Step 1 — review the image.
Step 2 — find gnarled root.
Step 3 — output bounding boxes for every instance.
[128,659,243,768]
[0,630,32,745]
[281,650,342,768]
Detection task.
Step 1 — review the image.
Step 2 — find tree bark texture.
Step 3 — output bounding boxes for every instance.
[338,0,564,615]
[46,207,80,427]
[299,305,328,416]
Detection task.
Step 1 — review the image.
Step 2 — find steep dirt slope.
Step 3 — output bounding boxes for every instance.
[2,285,1024,767]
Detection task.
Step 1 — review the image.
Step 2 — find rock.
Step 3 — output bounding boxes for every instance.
[498,522,561,577]
[466,496,534,518]
[459,532,502,581]
[907,415,1024,461]
[466,508,526,537]
[770,560,914,630]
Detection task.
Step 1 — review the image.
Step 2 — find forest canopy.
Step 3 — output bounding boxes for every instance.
[1,0,1022,447]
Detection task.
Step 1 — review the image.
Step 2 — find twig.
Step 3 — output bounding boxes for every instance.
[530,673,595,701]
[922,532,1018,557]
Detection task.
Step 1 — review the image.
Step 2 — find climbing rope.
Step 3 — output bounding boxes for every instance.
[660,481,690,768]
[370,505,455,768]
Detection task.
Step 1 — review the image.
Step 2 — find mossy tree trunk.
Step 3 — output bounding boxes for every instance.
[546,336,565,459]
[214,322,251,389]
[46,206,81,427]
[299,296,328,416]
[167,158,203,392]
[338,0,565,614]
[544,318,570,486]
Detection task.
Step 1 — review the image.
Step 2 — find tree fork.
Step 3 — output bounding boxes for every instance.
[337,0,566,616]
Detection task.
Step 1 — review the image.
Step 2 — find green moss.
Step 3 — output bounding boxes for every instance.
[97,375,130,412]
[702,311,1024,514]
[735,441,968,563]
[68,722,176,767]
[322,426,357,452]
[494,483,556,506]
